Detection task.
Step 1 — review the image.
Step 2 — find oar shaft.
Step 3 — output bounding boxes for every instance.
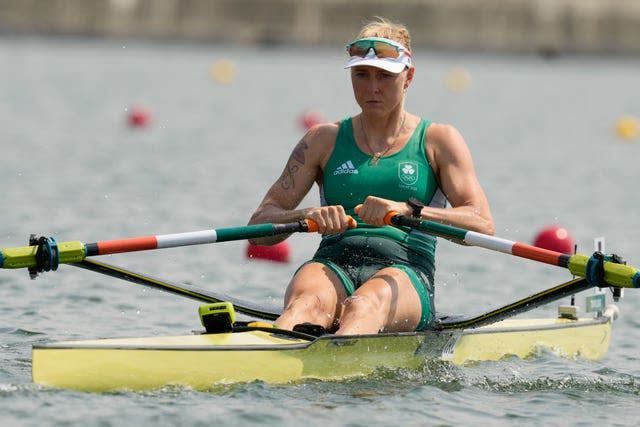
[0,220,319,270]
[85,222,306,256]
[386,213,640,289]
[462,229,571,267]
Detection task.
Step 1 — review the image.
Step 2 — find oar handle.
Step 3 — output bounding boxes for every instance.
[303,216,358,233]
[383,211,400,226]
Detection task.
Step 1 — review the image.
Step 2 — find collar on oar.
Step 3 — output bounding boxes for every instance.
[585,252,627,287]
[27,235,60,279]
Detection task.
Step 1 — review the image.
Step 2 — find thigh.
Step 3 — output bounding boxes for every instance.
[352,267,422,332]
[284,261,349,319]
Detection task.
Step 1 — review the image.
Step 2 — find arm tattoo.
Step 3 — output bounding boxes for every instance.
[280,138,309,190]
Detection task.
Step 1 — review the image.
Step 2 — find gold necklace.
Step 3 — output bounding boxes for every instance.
[360,112,406,165]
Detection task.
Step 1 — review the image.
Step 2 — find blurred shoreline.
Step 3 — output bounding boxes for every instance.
[0,0,639,55]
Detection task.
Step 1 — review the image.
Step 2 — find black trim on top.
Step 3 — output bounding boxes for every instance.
[71,260,597,333]
[437,277,593,330]
[71,259,282,321]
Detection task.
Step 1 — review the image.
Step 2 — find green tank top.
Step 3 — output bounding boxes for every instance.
[320,117,447,263]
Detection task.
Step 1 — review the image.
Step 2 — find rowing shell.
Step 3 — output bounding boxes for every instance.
[32,306,618,392]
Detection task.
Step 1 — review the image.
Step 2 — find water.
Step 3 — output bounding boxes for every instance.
[1,37,639,426]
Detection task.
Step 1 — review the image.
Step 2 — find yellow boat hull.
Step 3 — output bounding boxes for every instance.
[32,312,615,392]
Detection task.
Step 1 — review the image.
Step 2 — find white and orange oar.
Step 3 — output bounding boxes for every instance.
[0,217,357,273]
[383,212,639,289]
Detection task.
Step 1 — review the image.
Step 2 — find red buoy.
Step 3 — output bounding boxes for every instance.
[127,106,152,128]
[246,241,291,263]
[299,110,323,130]
[533,226,575,254]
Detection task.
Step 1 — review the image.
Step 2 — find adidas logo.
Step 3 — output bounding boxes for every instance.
[333,160,359,175]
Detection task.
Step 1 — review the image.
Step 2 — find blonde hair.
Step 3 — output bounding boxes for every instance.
[355,17,412,52]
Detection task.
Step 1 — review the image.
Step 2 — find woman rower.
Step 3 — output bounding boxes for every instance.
[248,17,494,335]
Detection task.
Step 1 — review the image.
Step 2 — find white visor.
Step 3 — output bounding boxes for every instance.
[344,48,412,74]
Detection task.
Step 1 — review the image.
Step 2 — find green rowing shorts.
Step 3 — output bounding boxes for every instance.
[304,234,435,331]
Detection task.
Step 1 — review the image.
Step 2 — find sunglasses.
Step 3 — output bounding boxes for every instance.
[346,37,411,59]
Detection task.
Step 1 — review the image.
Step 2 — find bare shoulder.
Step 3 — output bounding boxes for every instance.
[427,122,465,147]
[297,121,340,164]
[306,122,339,146]
[426,122,472,164]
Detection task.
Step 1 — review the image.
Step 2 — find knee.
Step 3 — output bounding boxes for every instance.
[342,295,378,313]
[284,294,323,311]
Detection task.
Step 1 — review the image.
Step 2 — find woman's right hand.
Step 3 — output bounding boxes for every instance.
[304,205,352,235]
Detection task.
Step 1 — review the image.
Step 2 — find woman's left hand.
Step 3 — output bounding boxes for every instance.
[355,196,412,227]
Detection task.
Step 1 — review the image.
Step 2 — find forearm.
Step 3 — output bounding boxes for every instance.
[247,203,313,245]
[419,205,495,236]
